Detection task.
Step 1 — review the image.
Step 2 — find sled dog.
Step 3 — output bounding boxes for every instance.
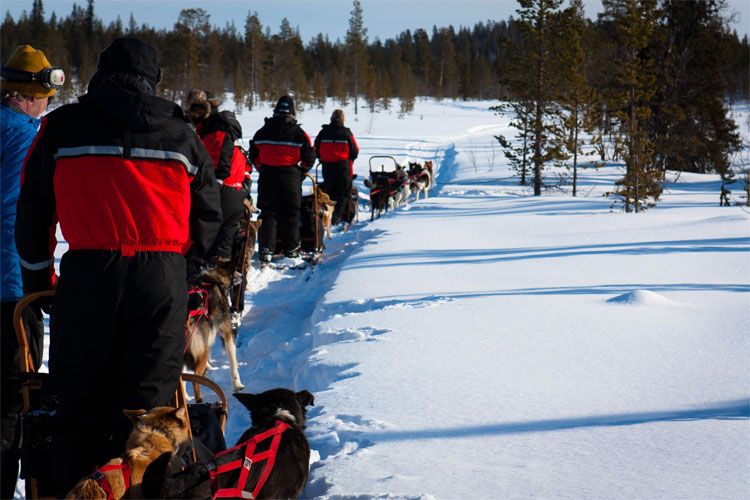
[65,406,190,500]
[391,165,411,208]
[142,388,315,499]
[185,258,243,400]
[314,186,337,239]
[408,162,433,201]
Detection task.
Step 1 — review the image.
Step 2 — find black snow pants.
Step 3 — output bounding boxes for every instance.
[210,185,247,260]
[322,162,352,224]
[1,300,43,499]
[49,250,187,497]
[257,167,302,255]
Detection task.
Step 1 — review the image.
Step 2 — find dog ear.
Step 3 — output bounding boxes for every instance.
[234,392,257,411]
[296,390,315,407]
[174,406,187,421]
[123,409,148,424]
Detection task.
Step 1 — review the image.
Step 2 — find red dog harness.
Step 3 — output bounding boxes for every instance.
[92,462,131,500]
[208,420,290,499]
[185,285,210,353]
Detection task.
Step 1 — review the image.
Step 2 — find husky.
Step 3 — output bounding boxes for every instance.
[142,388,315,499]
[390,164,411,208]
[185,258,242,401]
[65,406,191,500]
[408,161,433,201]
[314,186,337,240]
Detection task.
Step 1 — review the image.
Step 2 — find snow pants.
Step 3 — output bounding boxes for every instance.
[0,300,43,499]
[257,168,302,255]
[322,162,352,224]
[210,185,247,260]
[49,250,187,497]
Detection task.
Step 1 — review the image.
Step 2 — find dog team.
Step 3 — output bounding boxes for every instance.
[0,36,361,499]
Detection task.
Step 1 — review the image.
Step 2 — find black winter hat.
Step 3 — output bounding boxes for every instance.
[273,95,296,116]
[96,37,161,84]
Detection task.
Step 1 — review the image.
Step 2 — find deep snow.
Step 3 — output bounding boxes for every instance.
[23,98,750,499]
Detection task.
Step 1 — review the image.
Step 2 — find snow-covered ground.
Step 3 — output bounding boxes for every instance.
[26,98,749,498]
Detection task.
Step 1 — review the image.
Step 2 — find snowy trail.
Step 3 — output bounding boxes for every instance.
[27,99,748,499]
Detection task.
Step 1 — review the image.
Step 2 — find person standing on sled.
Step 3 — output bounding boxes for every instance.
[0,44,63,499]
[14,37,222,497]
[249,95,315,265]
[186,90,252,265]
[314,109,359,227]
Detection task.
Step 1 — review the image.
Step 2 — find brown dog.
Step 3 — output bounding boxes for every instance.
[185,259,242,401]
[65,406,191,500]
[314,186,336,239]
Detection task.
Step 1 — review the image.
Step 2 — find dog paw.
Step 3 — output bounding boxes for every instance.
[232,382,245,392]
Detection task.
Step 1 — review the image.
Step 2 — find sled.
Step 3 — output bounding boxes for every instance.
[275,172,324,265]
[367,156,406,221]
[13,290,56,499]
[13,292,229,499]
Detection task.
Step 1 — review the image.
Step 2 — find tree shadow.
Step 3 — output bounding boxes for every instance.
[353,399,750,444]
[344,237,750,270]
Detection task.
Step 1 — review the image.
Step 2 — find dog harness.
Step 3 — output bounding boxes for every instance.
[92,461,131,500]
[208,420,290,499]
[185,285,210,353]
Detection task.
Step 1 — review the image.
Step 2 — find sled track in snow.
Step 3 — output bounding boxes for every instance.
[209,140,458,495]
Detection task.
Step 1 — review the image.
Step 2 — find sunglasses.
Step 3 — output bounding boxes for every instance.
[1,66,66,89]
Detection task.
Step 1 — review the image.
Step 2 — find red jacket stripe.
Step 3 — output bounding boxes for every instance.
[255,143,303,167]
[53,156,192,255]
[318,141,351,162]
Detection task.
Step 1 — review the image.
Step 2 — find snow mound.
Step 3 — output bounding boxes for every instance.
[606,289,682,306]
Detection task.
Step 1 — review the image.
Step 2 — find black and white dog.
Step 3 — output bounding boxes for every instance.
[143,388,314,499]
[408,161,433,201]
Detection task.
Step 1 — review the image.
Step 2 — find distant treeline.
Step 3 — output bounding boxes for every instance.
[2,0,747,111]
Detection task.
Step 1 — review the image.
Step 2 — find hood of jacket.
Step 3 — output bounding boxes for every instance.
[78,75,185,132]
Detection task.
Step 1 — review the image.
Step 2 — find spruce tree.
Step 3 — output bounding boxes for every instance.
[558,0,595,196]
[503,0,569,195]
[244,12,265,109]
[602,0,661,212]
[346,0,368,115]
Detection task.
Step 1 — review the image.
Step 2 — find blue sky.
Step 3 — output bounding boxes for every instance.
[3,0,748,41]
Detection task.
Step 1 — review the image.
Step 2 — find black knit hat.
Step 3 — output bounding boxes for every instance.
[96,37,161,84]
[273,95,296,116]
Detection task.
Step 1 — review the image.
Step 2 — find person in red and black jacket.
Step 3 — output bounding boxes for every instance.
[314,109,359,225]
[187,90,252,261]
[14,37,222,496]
[248,95,315,263]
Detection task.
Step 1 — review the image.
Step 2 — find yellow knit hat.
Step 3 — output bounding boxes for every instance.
[1,45,56,98]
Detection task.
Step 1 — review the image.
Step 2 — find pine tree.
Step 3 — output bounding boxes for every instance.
[127,12,137,34]
[558,0,595,196]
[494,100,535,185]
[602,0,661,212]
[398,64,416,115]
[244,11,265,109]
[505,0,569,195]
[311,71,327,109]
[435,27,458,99]
[174,8,211,95]
[346,0,368,115]
[650,0,741,185]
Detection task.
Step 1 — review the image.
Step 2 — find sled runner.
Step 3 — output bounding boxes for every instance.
[13,293,230,499]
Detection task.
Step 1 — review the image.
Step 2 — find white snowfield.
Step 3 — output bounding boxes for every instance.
[37,99,748,499]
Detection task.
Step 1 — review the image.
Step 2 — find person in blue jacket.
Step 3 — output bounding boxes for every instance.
[0,45,62,498]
